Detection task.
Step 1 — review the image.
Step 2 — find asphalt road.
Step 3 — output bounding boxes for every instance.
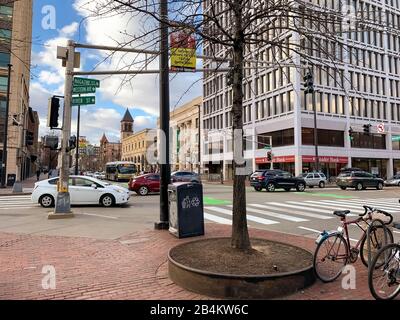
[0,183,399,243]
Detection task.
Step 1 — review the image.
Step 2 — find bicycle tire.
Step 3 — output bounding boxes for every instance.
[368,243,400,300]
[360,222,394,268]
[313,233,349,282]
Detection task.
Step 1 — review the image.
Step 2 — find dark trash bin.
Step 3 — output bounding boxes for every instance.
[168,182,204,238]
[7,174,16,187]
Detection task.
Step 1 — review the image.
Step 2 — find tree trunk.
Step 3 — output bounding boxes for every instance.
[231,1,250,251]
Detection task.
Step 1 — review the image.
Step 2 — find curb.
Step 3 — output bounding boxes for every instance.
[0,192,31,197]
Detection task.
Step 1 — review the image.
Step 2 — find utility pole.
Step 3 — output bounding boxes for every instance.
[0,64,12,188]
[155,0,171,230]
[197,104,201,176]
[51,41,75,218]
[75,98,81,175]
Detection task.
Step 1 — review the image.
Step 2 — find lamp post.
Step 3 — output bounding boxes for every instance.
[0,64,12,188]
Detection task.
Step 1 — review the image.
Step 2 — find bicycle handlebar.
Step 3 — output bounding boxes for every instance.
[361,205,393,225]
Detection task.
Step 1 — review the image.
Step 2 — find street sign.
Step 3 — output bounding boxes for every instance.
[72,96,95,106]
[72,86,97,94]
[263,145,272,150]
[392,136,400,142]
[377,123,385,133]
[73,77,100,88]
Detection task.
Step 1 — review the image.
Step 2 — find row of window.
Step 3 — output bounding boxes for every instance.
[349,71,387,95]
[302,92,346,115]
[349,97,387,119]
[123,140,146,153]
[0,5,12,21]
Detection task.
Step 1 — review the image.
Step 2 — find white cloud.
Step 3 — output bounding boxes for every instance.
[38,70,63,85]
[59,22,80,37]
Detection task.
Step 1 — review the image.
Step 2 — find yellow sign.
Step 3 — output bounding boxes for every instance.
[170,30,196,71]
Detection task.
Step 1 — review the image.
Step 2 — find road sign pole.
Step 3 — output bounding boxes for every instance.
[51,40,74,218]
[270,136,273,170]
[75,96,81,176]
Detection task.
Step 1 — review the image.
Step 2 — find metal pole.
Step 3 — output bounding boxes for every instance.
[198,104,201,176]
[75,101,80,175]
[51,40,74,217]
[155,0,170,230]
[270,136,273,170]
[0,64,12,188]
[313,90,319,172]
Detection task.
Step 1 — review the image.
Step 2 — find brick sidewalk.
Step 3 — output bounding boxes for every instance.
[0,224,387,300]
[0,174,46,196]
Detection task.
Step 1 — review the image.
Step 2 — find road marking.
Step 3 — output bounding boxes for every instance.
[342,199,400,208]
[310,199,369,211]
[79,213,118,220]
[267,201,357,217]
[298,226,357,242]
[249,203,331,220]
[337,199,400,211]
[0,206,35,210]
[204,213,231,225]
[304,200,365,214]
[241,205,307,222]
[205,206,279,225]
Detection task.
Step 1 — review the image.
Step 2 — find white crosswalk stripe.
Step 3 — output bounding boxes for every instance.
[0,196,36,209]
[202,197,400,228]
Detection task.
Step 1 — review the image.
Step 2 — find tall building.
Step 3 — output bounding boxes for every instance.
[202,0,400,180]
[121,108,134,140]
[0,0,36,185]
[99,133,121,170]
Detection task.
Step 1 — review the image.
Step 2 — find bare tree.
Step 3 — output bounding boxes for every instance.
[77,0,390,251]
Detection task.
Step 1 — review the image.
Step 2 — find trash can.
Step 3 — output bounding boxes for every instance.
[7,174,16,187]
[168,182,204,238]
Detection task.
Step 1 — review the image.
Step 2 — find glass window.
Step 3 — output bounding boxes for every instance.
[0,76,8,91]
[0,53,10,68]
[0,6,12,20]
[73,178,94,187]
[0,29,11,40]
[302,128,344,147]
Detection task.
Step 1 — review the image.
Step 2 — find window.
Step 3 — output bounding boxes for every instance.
[351,133,386,149]
[0,29,11,41]
[0,76,7,91]
[0,6,12,21]
[0,53,10,68]
[257,128,294,149]
[302,128,344,147]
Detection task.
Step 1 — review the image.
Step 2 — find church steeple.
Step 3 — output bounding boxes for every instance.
[120,109,134,140]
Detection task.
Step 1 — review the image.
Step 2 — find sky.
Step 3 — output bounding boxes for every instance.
[31,0,202,145]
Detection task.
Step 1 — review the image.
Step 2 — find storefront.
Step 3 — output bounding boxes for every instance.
[393,159,400,176]
[256,155,296,175]
[302,155,348,179]
[352,158,388,179]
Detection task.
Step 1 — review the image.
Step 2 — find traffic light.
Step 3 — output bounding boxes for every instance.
[348,127,354,140]
[363,124,372,135]
[303,70,314,94]
[267,151,272,162]
[47,97,60,129]
[25,131,34,146]
[66,135,77,152]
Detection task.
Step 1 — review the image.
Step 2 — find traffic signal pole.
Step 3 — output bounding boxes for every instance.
[313,90,319,172]
[50,40,75,218]
[75,96,81,176]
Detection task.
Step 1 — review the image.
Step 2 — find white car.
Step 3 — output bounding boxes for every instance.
[385,174,400,187]
[31,175,130,208]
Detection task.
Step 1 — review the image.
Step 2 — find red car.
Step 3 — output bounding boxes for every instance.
[128,173,160,196]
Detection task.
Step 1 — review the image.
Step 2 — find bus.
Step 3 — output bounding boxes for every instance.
[105,161,137,181]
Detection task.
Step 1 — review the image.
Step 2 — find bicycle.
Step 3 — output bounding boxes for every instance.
[368,222,400,300]
[313,205,394,282]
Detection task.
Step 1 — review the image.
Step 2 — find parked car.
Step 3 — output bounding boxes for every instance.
[128,173,160,195]
[384,174,400,187]
[336,171,384,190]
[93,172,102,179]
[31,176,130,208]
[171,171,201,183]
[300,172,327,188]
[250,169,306,192]
[98,171,106,180]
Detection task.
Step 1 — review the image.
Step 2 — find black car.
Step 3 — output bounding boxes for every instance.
[336,171,384,190]
[250,170,306,192]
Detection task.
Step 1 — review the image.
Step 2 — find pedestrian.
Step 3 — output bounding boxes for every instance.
[36,168,41,181]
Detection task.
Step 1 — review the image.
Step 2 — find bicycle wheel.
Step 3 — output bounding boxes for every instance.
[313,233,349,282]
[368,243,400,300]
[360,223,394,268]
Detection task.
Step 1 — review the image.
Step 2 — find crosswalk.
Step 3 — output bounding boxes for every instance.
[204,197,400,227]
[0,195,36,210]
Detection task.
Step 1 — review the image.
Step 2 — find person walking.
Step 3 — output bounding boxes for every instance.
[36,168,41,181]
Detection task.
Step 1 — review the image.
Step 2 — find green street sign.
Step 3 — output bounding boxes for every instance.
[72,86,97,94]
[72,96,95,106]
[263,145,272,150]
[73,77,100,88]
[392,136,400,142]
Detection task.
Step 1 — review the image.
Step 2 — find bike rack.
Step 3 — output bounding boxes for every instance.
[366,219,391,272]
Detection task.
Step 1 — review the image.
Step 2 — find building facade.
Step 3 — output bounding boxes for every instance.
[0,0,37,185]
[202,0,400,180]
[170,96,202,172]
[99,134,121,170]
[121,128,154,172]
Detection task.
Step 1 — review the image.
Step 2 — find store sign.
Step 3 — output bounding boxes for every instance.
[255,155,295,164]
[170,30,196,71]
[302,155,348,164]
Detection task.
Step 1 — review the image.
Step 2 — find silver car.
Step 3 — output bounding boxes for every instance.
[384,174,400,186]
[300,172,327,188]
[171,171,201,183]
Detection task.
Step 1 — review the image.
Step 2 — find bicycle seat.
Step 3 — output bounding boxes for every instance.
[333,210,350,218]
[393,222,400,230]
